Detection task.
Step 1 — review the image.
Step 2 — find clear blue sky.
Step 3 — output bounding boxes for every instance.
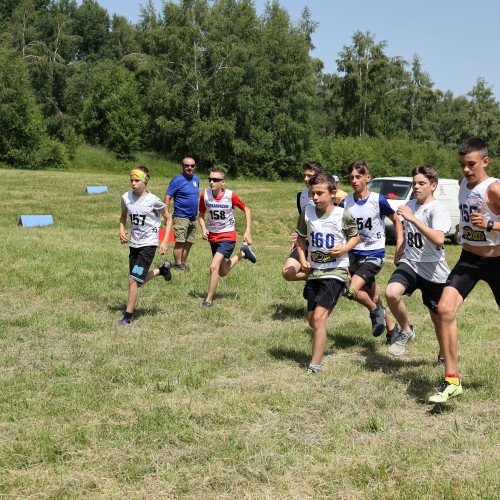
[92,0,500,100]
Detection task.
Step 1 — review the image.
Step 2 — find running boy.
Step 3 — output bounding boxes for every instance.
[198,167,256,307]
[282,161,324,282]
[342,160,404,341]
[385,165,451,356]
[118,166,172,325]
[430,138,500,403]
[296,172,360,375]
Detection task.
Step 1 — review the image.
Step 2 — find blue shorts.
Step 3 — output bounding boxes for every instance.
[210,240,236,259]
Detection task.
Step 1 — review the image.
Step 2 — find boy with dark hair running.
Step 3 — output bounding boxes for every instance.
[385,166,451,357]
[430,138,500,403]
[296,172,360,375]
[342,160,404,341]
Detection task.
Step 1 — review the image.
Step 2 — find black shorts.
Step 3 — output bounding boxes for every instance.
[446,250,500,306]
[348,254,384,287]
[303,278,345,311]
[129,245,157,283]
[288,246,308,261]
[388,262,445,314]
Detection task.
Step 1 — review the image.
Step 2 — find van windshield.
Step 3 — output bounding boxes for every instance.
[368,179,413,200]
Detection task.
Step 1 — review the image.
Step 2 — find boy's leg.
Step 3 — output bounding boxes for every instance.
[205,253,225,303]
[350,257,388,336]
[282,257,308,281]
[125,278,141,315]
[385,282,411,332]
[308,305,332,366]
[437,286,463,375]
[218,246,245,277]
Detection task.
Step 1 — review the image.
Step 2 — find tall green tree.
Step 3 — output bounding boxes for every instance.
[336,31,408,138]
[64,60,143,157]
[0,48,67,168]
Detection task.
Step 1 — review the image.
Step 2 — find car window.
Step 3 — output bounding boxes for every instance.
[369,179,412,200]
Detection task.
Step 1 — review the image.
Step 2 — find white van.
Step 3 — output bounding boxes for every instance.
[368,177,460,242]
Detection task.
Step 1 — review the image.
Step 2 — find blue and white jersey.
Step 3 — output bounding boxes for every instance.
[342,192,394,257]
[121,191,165,248]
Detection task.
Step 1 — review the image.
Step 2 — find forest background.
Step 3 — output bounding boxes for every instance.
[2,0,500,180]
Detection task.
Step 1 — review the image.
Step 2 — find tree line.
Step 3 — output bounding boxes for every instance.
[1,0,499,179]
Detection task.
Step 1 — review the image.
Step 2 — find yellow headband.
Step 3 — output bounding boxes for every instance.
[130,169,148,183]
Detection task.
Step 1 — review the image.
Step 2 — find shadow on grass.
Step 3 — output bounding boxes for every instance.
[270,302,305,320]
[331,332,376,350]
[360,347,459,404]
[268,347,309,366]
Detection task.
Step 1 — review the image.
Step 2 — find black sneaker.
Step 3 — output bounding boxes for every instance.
[436,354,445,366]
[386,324,400,345]
[160,260,172,281]
[369,304,386,337]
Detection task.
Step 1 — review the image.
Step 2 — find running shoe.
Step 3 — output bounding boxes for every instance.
[160,260,172,281]
[370,304,386,337]
[428,380,463,403]
[388,326,415,356]
[241,244,257,263]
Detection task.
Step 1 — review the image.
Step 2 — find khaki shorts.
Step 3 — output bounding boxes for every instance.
[173,217,197,244]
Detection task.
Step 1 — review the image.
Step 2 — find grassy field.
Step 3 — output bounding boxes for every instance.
[1,168,498,498]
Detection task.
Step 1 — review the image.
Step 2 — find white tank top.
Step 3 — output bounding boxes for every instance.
[121,191,165,248]
[203,189,236,234]
[458,177,500,246]
[304,204,349,270]
[298,188,313,212]
[343,192,386,252]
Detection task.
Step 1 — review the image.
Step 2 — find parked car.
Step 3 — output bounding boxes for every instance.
[368,177,460,243]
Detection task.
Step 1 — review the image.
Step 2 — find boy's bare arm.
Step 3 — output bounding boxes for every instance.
[296,234,310,269]
[159,208,172,255]
[119,207,128,244]
[243,206,252,245]
[198,211,208,240]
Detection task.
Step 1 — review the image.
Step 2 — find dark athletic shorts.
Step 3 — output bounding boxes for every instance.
[210,240,236,259]
[129,245,157,283]
[388,262,445,314]
[446,249,500,306]
[349,254,384,287]
[303,278,345,311]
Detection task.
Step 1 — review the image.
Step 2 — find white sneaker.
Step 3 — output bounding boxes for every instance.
[388,326,415,356]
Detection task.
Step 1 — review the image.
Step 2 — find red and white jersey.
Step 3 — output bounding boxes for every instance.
[199,188,246,242]
[459,177,500,247]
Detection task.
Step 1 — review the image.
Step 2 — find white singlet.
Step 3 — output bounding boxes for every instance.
[302,204,350,272]
[458,177,500,246]
[203,188,236,234]
[343,192,387,252]
[121,191,165,248]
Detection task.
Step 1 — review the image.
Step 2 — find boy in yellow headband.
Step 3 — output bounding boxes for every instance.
[118,166,172,325]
